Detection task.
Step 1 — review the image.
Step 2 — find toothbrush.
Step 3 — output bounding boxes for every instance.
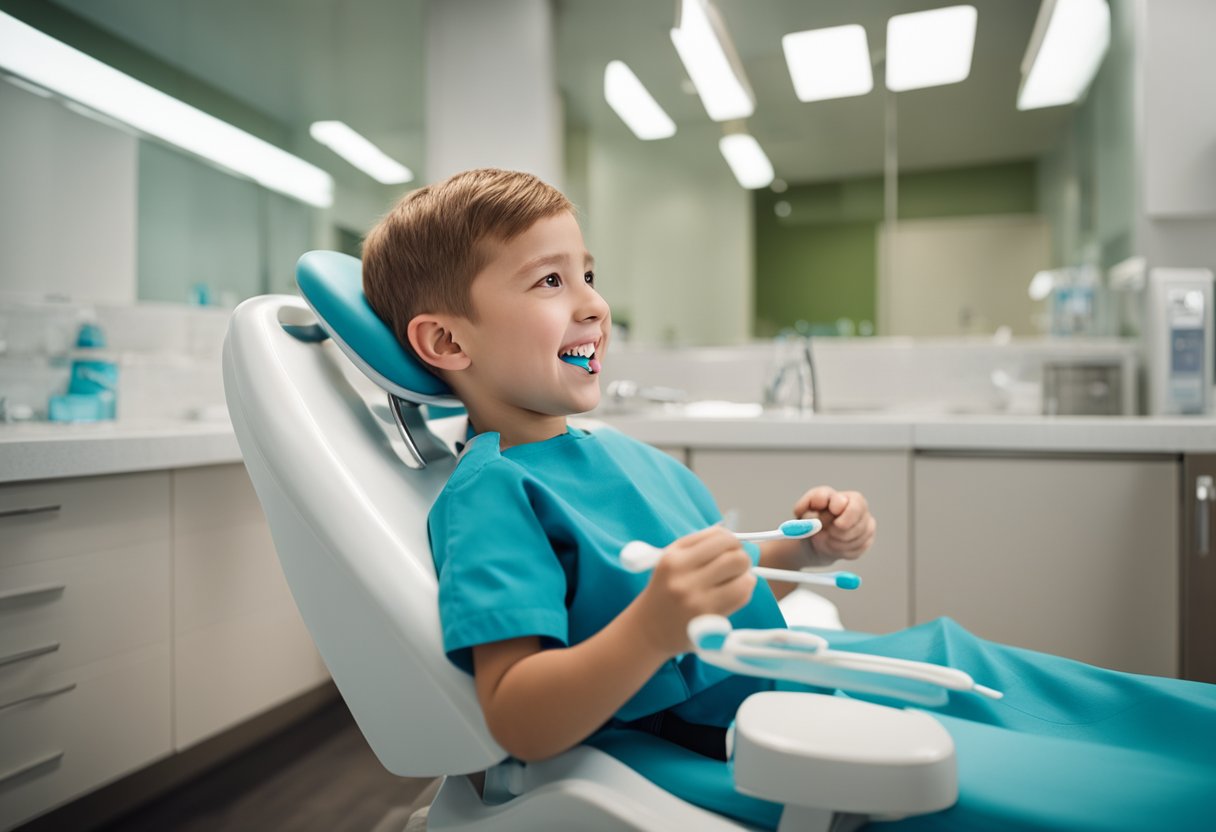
[560,354,602,374]
[619,519,862,590]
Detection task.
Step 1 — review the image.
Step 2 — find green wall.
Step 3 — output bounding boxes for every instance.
[754,160,1039,336]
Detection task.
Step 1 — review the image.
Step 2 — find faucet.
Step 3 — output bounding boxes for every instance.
[763,335,819,414]
[604,379,687,410]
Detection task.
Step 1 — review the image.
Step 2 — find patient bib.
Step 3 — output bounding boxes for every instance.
[429,426,786,723]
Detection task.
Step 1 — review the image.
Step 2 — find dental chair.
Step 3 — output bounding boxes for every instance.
[223,252,1215,831]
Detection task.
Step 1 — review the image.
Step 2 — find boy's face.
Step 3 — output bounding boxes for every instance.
[451,210,609,423]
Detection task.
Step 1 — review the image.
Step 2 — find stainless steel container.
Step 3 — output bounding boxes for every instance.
[1042,362,1123,416]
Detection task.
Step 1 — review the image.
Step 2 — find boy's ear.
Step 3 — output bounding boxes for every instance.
[407,315,471,372]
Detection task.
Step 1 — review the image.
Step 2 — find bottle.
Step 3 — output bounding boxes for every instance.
[48,319,118,421]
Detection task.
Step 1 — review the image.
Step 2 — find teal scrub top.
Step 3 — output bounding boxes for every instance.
[428,425,787,724]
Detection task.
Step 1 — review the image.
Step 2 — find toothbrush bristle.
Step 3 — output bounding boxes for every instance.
[835,572,862,590]
[779,518,818,537]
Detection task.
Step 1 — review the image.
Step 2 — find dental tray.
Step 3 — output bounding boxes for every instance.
[689,616,1003,708]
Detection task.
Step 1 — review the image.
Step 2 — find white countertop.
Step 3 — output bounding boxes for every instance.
[2,411,1214,485]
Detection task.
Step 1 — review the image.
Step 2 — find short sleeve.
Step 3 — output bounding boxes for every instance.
[430,459,569,673]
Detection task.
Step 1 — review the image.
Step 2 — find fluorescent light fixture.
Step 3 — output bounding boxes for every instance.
[782,24,873,103]
[1017,0,1110,110]
[603,61,676,140]
[671,0,754,121]
[886,5,978,92]
[0,11,333,207]
[718,133,773,189]
[309,121,413,184]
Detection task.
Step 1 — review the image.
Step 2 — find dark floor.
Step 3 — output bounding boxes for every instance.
[99,701,437,832]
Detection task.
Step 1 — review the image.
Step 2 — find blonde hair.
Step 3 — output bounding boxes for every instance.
[362,168,573,358]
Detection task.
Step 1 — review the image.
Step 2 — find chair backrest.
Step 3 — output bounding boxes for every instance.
[221,252,505,777]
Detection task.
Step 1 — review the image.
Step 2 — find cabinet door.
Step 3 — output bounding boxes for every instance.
[914,454,1179,676]
[172,464,329,750]
[690,450,911,635]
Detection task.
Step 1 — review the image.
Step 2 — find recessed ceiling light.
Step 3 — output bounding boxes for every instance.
[603,61,676,140]
[886,5,978,92]
[309,121,413,184]
[719,134,773,189]
[782,24,873,103]
[0,11,333,207]
[670,0,754,121]
[1018,0,1110,110]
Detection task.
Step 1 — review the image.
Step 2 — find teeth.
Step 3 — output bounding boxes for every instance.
[561,343,595,358]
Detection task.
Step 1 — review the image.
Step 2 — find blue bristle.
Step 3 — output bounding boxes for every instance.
[779,518,817,536]
[835,572,862,590]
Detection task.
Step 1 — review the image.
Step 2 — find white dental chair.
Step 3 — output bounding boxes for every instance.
[221,252,961,832]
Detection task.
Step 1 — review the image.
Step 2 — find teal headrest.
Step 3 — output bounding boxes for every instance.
[295,250,460,407]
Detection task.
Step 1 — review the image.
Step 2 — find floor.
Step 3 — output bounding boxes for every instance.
[98,701,437,832]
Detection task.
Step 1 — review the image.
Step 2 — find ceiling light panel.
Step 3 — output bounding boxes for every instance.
[886,5,978,92]
[782,24,873,103]
[603,61,676,140]
[309,121,413,184]
[0,11,333,208]
[671,0,755,121]
[1018,0,1110,110]
[719,134,773,189]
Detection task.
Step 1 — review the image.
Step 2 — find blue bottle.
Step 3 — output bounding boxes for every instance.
[49,322,118,421]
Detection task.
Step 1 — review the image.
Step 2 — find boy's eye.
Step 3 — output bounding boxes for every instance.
[584,271,595,286]
[541,273,561,288]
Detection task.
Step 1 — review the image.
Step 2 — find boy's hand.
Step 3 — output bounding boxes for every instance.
[794,486,875,561]
[632,527,756,656]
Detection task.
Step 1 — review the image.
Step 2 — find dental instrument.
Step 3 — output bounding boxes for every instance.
[619,518,863,590]
[560,353,602,374]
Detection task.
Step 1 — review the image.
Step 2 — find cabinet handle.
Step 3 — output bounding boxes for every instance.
[0,750,64,787]
[0,642,60,669]
[0,682,76,713]
[0,583,66,604]
[0,504,62,519]
[1198,475,1214,558]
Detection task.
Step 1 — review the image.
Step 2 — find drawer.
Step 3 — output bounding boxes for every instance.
[172,464,267,536]
[0,472,171,568]
[0,645,172,830]
[0,540,170,678]
[174,602,328,750]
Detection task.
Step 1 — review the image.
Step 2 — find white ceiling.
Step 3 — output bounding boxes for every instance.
[49,0,1084,185]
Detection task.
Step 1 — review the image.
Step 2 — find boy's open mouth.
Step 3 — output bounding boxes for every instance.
[559,341,601,374]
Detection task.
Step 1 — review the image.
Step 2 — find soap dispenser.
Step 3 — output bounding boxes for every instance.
[48,318,119,421]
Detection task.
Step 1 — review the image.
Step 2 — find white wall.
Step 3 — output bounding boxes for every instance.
[0,80,137,303]
[582,124,753,347]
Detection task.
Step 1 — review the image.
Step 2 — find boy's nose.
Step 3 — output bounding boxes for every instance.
[576,283,610,321]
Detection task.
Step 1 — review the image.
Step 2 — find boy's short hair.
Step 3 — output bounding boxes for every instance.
[362,168,573,359]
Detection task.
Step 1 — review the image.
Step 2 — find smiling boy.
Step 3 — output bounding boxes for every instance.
[362,168,874,762]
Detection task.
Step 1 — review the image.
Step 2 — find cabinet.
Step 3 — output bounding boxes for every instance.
[0,473,173,831]
[172,464,329,749]
[913,454,1179,676]
[690,449,912,635]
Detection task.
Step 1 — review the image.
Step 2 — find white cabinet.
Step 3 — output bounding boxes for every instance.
[690,449,912,635]
[172,464,329,749]
[0,473,173,830]
[913,454,1180,676]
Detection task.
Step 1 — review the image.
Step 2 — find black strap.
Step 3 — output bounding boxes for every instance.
[620,710,729,761]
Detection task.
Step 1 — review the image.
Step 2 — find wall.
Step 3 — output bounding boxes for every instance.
[582,123,753,347]
[0,79,137,303]
[753,160,1040,336]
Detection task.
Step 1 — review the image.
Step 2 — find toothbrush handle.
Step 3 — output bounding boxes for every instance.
[751,566,838,587]
[734,530,784,542]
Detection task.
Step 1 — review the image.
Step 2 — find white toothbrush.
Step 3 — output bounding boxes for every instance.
[619,519,862,590]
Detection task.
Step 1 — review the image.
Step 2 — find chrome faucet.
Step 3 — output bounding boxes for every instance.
[763,336,818,414]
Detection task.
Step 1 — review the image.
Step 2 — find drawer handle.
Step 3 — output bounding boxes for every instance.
[0,642,60,668]
[0,750,64,787]
[0,682,76,713]
[0,504,62,519]
[0,583,66,604]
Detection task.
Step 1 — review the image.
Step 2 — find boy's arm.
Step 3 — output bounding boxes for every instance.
[472,527,756,762]
[759,486,876,601]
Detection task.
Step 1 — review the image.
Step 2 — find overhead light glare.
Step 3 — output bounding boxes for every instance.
[603,61,676,140]
[0,11,333,207]
[671,0,754,121]
[1017,0,1110,110]
[309,121,413,184]
[886,5,978,92]
[782,24,873,103]
[718,134,773,189]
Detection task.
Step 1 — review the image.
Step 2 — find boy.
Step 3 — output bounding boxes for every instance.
[363,168,875,762]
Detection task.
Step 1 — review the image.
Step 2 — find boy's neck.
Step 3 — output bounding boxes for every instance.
[466,407,569,451]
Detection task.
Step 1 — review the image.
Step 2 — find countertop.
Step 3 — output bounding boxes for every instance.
[2,411,1214,485]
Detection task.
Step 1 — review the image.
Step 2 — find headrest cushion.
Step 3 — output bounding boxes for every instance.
[295,250,460,407]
